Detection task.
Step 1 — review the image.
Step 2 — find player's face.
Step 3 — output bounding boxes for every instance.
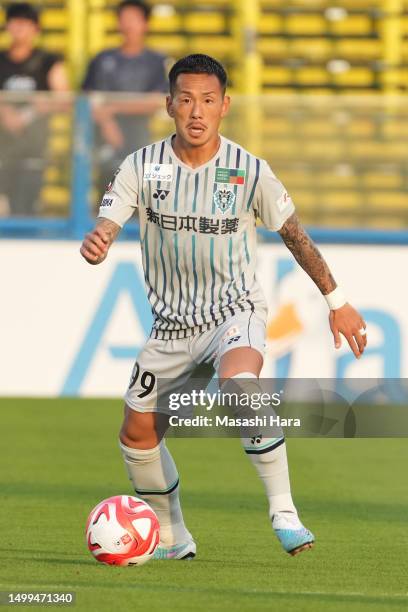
[118,7,148,41]
[166,73,230,147]
[6,18,39,45]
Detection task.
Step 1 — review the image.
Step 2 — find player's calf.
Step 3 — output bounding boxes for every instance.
[119,406,193,552]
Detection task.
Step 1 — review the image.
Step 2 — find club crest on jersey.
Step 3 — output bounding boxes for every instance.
[214,187,235,213]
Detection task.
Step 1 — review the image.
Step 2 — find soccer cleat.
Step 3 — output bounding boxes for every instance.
[272,511,315,556]
[153,538,196,560]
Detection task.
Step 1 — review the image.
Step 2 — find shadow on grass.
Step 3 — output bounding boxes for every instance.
[3,483,408,523]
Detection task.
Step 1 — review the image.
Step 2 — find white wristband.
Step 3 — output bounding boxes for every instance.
[324,287,347,310]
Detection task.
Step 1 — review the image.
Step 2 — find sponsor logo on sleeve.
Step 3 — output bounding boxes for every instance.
[100,196,115,207]
[143,163,173,182]
[277,191,292,212]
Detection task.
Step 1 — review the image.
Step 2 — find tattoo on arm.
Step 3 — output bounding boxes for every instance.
[278,213,336,295]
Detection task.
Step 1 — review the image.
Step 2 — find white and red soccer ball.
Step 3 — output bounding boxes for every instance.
[86,495,160,566]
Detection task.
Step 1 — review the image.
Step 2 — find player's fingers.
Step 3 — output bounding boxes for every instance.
[345,333,361,359]
[82,239,104,258]
[330,323,342,349]
[80,245,99,264]
[360,322,368,347]
[353,330,365,355]
[93,226,110,245]
[334,329,342,349]
[86,231,108,251]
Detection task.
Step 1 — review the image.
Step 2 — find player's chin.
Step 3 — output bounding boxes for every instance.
[184,129,209,146]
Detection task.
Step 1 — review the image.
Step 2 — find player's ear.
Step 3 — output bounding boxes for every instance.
[221,95,231,118]
[166,95,174,118]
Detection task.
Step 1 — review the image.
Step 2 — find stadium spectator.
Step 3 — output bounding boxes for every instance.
[82,0,168,196]
[0,2,69,216]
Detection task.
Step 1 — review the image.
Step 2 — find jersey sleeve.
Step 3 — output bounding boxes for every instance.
[253,159,295,231]
[97,154,139,227]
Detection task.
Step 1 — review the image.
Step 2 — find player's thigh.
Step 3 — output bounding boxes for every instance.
[124,336,195,414]
[197,311,267,377]
[121,338,214,445]
[219,346,263,378]
[121,337,196,445]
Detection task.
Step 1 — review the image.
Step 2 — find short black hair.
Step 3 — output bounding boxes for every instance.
[117,0,151,20]
[6,2,39,24]
[168,54,228,95]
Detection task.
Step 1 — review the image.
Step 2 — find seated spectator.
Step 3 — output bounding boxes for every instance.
[0,2,69,216]
[82,0,169,197]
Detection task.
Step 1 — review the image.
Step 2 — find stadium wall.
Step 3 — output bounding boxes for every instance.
[1,240,405,397]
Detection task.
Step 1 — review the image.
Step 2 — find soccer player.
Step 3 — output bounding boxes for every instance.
[80,54,367,559]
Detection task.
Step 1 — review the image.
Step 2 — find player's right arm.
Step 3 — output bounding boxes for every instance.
[80,218,121,265]
[80,154,139,265]
[253,159,367,359]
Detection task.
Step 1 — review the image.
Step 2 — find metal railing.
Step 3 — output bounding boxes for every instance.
[0,91,407,243]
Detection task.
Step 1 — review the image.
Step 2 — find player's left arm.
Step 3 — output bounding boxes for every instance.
[278,212,367,359]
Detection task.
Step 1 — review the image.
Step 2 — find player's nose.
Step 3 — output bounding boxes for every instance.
[191,101,204,118]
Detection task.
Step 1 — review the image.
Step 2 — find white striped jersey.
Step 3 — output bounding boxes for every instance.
[98,134,295,339]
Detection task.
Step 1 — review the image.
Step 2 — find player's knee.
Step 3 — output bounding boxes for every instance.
[119,405,167,449]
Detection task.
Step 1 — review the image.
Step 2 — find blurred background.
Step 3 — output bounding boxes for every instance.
[1,0,407,395]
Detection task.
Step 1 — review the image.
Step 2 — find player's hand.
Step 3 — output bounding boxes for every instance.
[80,226,110,265]
[329,303,367,359]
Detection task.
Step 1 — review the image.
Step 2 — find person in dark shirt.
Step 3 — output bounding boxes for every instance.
[0,3,69,216]
[82,0,168,198]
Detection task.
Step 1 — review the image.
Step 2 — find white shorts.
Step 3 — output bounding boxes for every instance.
[124,311,266,413]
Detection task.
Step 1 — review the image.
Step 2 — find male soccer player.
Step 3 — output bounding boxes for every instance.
[80,54,367,559]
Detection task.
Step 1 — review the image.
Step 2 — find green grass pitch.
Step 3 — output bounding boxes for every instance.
[1,398,407,612]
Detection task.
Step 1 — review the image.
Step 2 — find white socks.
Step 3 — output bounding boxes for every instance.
[244,437,297,519]
[119,440,190,546]
[229,372,298,520]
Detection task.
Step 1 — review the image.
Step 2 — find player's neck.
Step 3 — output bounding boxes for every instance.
[8,42,34,62]
[171,134,221,169]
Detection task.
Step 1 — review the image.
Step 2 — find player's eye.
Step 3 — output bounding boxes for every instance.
[205,98,214,104]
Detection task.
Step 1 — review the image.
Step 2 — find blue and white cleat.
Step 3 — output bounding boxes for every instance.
[272,512,315,556]
[153,538,196,560]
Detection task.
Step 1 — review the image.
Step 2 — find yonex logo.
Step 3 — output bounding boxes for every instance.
[153,189,170,201]
[227,335,241,345]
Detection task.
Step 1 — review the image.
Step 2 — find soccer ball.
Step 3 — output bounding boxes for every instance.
[86,495,160,566]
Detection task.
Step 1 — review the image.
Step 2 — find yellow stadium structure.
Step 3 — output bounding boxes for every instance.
[0,1,407,227]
